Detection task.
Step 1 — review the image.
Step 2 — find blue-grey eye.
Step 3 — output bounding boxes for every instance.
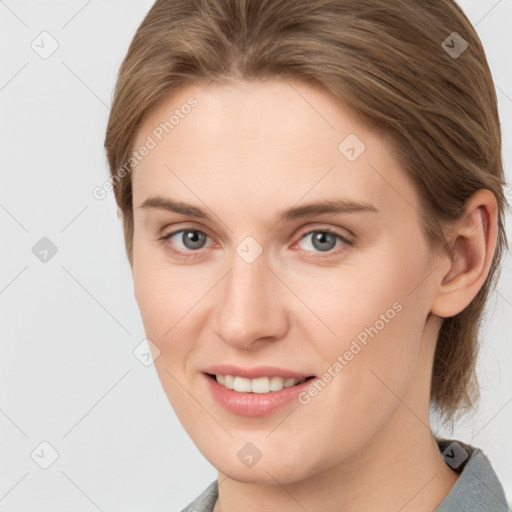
[298,230,344,252]
[167,230,209,251]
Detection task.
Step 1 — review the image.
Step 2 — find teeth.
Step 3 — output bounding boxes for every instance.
[214,374,306,393]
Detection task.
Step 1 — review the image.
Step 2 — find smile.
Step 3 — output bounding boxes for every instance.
[210,374,314,393]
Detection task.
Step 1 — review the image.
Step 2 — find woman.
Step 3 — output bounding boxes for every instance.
[104,0,509,510]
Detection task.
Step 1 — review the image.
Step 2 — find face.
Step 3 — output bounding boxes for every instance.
[131,79,441,484]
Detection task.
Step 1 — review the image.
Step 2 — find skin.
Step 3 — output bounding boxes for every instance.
[130,79,497,512]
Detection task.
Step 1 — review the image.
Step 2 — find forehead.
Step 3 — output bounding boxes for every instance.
[131,79,419,221]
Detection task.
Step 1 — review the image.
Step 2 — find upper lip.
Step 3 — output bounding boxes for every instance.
[203,364,314,379]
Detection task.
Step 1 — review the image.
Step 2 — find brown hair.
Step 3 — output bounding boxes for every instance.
[104,0,509,426]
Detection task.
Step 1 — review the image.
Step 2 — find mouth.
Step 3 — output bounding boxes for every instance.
[204,371,318,416]
[205,373,316,394]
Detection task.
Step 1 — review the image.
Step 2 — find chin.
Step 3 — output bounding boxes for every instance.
[205,446,316,485]
[218,464,308,486]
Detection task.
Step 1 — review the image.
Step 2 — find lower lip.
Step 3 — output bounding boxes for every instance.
[204,373,316,416]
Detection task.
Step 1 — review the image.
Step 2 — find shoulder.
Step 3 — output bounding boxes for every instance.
[435,438,509,511]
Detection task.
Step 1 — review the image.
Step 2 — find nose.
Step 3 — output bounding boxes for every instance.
[212,249,289,350]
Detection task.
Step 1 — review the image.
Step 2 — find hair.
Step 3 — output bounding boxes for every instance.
[104,0,509,427]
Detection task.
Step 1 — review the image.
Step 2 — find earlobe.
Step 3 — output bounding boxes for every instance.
[431,189,498,319]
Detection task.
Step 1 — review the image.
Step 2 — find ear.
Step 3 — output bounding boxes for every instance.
[430,189,498,318]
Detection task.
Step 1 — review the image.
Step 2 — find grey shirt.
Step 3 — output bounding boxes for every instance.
[179,438,509,511]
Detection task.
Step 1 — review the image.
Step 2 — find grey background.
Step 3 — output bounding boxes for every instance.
[1,1,511,510]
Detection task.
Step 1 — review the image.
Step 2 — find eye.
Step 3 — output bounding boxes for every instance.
[295,229,352,255]
[159,226,353,259]
[160,229,212,256]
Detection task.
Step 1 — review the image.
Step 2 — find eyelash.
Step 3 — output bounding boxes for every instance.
[159,226,354,260]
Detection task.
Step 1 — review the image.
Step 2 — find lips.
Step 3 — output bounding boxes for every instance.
[202,364,314,380]
[204,372,318,416]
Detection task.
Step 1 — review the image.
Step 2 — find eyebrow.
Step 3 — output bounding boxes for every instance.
[139,196,378,223]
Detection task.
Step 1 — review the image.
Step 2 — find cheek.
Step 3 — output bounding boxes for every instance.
[295,237,430,420]
[293,240,428,357]
[132,241,187,359]
[302,277,422,415]
[133,236,182,329]
[132,241,212,375]
[287,279,427,468]
[133,244,164,336]
[132,251,200,415]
